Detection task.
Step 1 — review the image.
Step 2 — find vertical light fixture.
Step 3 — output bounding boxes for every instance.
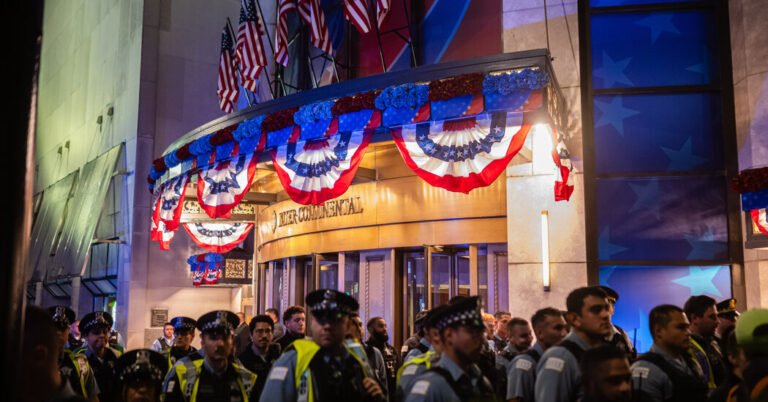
[541,210,551,291]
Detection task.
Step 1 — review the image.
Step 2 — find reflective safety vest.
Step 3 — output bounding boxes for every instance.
[63,349,91,397]
[291,339,368,402]
[174,357,256,402]
[396,350,435,384]
[689,338,716,390]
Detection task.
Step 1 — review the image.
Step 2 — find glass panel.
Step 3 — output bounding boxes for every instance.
[29,172,77,281]
[272,260,285,315]
[404,251,427,336]
[344,253,360,300]
[600,265,731,352]
[591,11,718,88]
[494,249,509,313]
[478,246,489,310]
[591,0,703,7]
[431,253,451,307]
[455,250,471,297]
[597,176,728,261]
[594,93,723,174]
[319,259,339,290]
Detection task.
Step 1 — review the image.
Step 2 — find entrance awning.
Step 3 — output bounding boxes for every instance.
[146,50,572,251]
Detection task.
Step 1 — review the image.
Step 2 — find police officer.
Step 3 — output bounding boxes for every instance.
[239,314,282,400]
[152,322,174,353]
[162,310,257,402]
[259,289,385,402]
[366,316,402,402]
[507,307,568,402]
[114,349,168,402]
[163,316,199,369]
[403,296,495,402]
[599,286,637,361]
[49,306,100,402]
[79,311,122,402]
[534,286,613,402]
[631,304,707,402]
[714,298,739,350]
[396,305,447,401]
[404,311,434,363]
[684,295,726,390]
[402,310,429,361]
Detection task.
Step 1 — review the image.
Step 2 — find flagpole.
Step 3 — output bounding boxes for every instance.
[253,0,279,99]
[226,17,255,107]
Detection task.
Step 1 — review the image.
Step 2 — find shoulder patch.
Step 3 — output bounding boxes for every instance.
[515,358,533,371]
[402,365,419,376]
[544,357,565,372]
[411,380,430,395]
[165,380,175,393]
[268,366,289,381]
[632,366,650,379]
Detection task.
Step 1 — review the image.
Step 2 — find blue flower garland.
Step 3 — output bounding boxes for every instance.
[233,115,265,141]
[375,83,429,110]
[294,100,334,126]
[482,68,549,95]
[190,134,215,156]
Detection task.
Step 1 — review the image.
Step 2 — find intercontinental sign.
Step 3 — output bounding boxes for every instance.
[274,196,364,231]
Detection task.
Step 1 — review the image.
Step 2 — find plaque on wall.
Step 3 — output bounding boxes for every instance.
[151,309,168,327]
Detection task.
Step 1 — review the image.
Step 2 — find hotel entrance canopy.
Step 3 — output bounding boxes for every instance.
[147,50,572,251]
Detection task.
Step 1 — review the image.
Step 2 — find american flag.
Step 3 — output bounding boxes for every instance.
[217,25,239,113]
[377,0,390,28]
[298,0,333,54]
[344,0,371,34]
[236,0,268,92]
[275,0,296,67]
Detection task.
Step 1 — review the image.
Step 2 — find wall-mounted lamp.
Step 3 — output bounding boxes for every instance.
[541,210,551,291]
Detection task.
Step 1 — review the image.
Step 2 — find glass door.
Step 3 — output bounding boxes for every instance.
[403,250,427,338]
[430,246,469,307]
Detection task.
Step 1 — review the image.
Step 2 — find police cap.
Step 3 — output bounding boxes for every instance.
[598,286,619,304]
[196,310,239,335]
[48,305,76,329]
[433,296,485,332]
[716,298,740,319]
[170,316,197,333]
[115,349,168,384]
[79,311,114,334]
[306,289,359,322]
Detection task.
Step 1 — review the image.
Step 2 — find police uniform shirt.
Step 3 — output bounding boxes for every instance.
[259,346,370,402]
[164,357,253,402]
[163,346,199,369]
[404,338,432,363]
[403,354,484,402]
[151,336,173,353]
[507,342,544,402]
[534,331,590,402]
[60,350,100,399]
[607,324,636,360]
[401,335,421,360]
[398,352,440,400]
[84,346,121,402]
[630,344,697,401]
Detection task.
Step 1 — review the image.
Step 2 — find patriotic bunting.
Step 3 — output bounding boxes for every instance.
[187,253,224,287]
[392,112,533,193]
[150,195,176,250]
[552,124,575,201]
[272,130,373,205]
[751,209,768,235]
[156,174,189,231]
[183,222,254,254]
[197,151,259,219]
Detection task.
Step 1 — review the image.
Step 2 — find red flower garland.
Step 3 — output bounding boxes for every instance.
[262,107,298,133]
[176,143,192,160]
[332,90,380,115]
[210,125,236,146]
[732,167,768,193]
[428,73,484,102]
[153,158,167,172]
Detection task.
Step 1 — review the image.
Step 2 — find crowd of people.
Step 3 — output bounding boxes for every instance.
[19,285,768,402]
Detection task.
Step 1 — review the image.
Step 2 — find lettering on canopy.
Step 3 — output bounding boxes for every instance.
[274,197,364,231]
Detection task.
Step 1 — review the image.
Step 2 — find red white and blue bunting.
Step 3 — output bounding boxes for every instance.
[751,209,768,235]
[187,253,224,287]
[156,174,189,231]
[392,112,533,194]
[182,222,254,253]
[150,205,175,251]
[197,151,259,219]
[272,130,373,205]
